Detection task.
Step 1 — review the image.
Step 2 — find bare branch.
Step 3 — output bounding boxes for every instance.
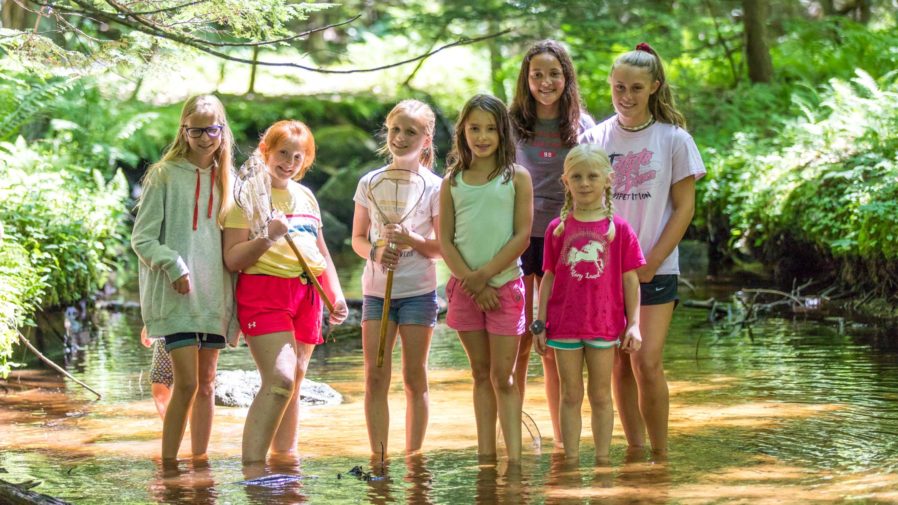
[210,14,362,48]
[22,0,512,74]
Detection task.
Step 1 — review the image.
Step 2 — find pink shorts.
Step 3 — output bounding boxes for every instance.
[446,276,526,336]
[236,273,323,345]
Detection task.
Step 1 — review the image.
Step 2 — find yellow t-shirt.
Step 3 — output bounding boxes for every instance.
[225,182,327,279]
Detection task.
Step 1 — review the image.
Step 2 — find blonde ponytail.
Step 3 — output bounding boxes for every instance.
[603,184,615,242]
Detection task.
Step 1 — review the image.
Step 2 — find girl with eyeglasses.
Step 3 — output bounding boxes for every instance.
[132,94,240,462]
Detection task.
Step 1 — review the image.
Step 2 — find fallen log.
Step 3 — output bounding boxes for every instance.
[0,478,71,505]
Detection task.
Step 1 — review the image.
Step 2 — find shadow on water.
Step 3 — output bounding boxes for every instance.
[3,250,898,503]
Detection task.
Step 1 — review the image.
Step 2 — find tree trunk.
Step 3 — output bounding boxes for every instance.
[247,46,260,95]
[856,0,871,24]
[2,0,31,30]
[743,0,774,83]
[487,19,506,102]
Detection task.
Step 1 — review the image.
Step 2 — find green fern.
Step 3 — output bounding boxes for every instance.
[0,77,78,142]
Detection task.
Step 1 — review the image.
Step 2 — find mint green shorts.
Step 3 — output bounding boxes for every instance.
[546,338,619,350]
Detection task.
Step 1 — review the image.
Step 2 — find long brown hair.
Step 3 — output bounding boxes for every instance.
[446,94,516,185]
[612,43,686,129]
[377,99,437,169]
[509,40,584,147]
[142,94,234,227]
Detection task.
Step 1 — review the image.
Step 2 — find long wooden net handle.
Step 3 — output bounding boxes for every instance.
[376,269,394,368]
[283,234,335,314]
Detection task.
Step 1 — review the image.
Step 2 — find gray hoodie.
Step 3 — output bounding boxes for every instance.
[131,159,237,340]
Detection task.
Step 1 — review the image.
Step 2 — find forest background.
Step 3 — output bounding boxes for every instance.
[1,0,897,375]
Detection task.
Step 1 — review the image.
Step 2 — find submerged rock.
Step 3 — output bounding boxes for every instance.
[214,370,342,408]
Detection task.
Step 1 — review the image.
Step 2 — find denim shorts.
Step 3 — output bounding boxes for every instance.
[163,332,227,352]
[640,274,679,306]
[362,290,438,327]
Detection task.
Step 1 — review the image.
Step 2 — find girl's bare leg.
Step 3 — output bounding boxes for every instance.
[584,346,615,463]
[190,347,220,458]
[162,346,199,460]
[242,332,298,464]
[271,342,316,456]
[490,334,522,463]
[613,348,645,448]
[458,330,497,457]
[516,274,536,400]
[363,319,400,457]
[398,324,433,453]
[554,347,585,461]
[632,303,674,456]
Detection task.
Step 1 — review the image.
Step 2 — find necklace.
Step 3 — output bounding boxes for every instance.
[575,203,606,212]
[618,115,655,132]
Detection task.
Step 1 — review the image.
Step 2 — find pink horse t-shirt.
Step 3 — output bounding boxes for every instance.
[542,214,645,342]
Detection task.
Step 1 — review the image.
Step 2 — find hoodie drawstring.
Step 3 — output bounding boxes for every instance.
[193,167,215,231]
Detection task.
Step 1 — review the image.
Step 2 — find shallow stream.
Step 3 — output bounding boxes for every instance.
[2,255,898,504]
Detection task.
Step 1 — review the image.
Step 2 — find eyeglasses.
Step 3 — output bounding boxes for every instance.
[182,125,224,138]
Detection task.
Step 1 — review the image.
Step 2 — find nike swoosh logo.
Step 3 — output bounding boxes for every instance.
[655,286,665,292]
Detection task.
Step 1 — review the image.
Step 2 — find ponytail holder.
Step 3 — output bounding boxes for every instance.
[635,42,653,53]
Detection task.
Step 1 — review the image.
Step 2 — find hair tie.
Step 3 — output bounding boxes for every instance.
[635,42,653,53]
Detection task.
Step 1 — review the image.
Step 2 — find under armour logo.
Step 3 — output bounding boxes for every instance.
[248,321,257,329]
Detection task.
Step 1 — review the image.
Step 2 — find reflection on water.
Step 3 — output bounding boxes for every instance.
[3,284,898,503]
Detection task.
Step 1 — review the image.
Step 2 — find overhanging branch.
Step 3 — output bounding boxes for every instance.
[25,0,512,74]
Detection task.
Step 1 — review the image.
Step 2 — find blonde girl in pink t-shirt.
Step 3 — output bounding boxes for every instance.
[533,144,644,464]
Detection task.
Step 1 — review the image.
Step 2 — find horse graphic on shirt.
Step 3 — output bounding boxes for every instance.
[565,240,606,281]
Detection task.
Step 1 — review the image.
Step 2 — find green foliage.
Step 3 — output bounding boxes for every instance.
[0,1,334,75]
[0,236,41,377]
[0,74,79,141]
[703,70,898,289]
[0,136,129,376]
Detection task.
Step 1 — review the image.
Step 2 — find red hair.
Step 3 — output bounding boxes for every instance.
[259,120,316,180]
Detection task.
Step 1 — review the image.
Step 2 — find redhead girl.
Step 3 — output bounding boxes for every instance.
[223,120,348,464]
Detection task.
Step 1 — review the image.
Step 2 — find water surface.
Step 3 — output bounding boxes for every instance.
[2,276,898,503]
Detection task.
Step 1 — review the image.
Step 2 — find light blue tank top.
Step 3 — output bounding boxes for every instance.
[450,171,523,287]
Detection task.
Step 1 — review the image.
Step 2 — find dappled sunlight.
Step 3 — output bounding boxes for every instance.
[671,400,842,431]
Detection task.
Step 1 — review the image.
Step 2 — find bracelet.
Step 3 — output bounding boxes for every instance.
[369,245,378,262]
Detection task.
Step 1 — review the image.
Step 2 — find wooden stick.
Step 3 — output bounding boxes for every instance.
[15,331,102,400]
[376,269,394,368]
[283,234,335,314]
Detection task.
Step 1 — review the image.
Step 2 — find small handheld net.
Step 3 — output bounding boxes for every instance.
[365,167,428,367]
[234,153,335,314]
[234,152,272,241]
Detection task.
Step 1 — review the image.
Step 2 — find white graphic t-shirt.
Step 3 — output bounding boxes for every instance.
[353,166,442,299]
[580,118,705,275]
